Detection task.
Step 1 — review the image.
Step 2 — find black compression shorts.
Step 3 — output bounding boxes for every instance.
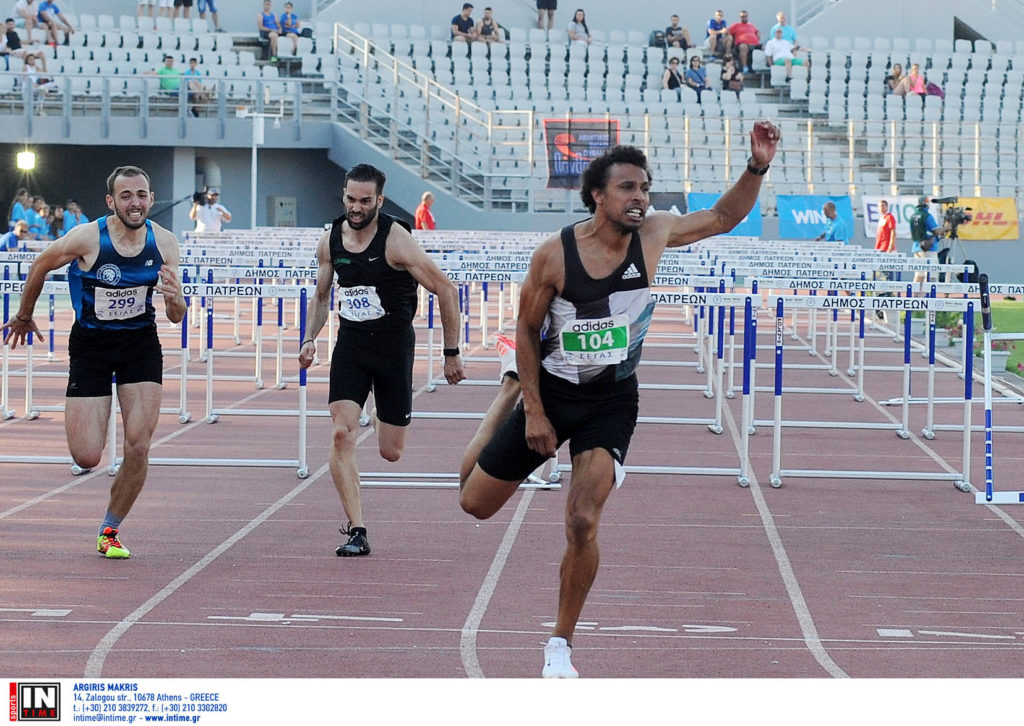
[477,369,639,482]
[328,324,415,426]
[66,323,163,397]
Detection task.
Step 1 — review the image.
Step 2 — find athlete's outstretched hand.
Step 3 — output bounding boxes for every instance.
[1,314,45,351]
[749,120,781,168]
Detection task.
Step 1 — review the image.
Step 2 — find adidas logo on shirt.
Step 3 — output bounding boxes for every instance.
[621,263,641,280]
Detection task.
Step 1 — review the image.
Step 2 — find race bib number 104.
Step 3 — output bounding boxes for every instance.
[559,314,630,365]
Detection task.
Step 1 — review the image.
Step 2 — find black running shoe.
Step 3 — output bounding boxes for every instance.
[336,523,370,556]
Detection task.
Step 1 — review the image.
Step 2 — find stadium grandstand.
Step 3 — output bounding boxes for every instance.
[1,0,1022,276]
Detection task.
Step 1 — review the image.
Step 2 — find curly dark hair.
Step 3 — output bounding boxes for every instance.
[579,145,652,213]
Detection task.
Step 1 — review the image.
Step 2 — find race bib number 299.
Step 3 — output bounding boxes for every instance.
[95,285,146,321]
[559,314,630,365]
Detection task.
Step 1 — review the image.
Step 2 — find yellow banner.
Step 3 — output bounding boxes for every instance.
[955,197,1019,240]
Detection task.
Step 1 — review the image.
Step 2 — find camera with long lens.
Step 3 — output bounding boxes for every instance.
[931,196,972,237]
[192,191,207,205]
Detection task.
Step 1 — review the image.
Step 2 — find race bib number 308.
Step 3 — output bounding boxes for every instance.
[338,285,385,322]
[559,314,630,364]
[96,285,146,321]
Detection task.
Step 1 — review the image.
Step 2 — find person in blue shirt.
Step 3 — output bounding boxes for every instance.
[684,55,709,103]
[706,9,732,59]
[277,1,299,55]
[451,2,478,42]
[25,195,47,240]
[63,198,89,234]
[8,187,30,231]
[0,220,30,250]
[256,0,281,61]
[815,201,849,244]
[37,0,75,46]
[768,11,798,46]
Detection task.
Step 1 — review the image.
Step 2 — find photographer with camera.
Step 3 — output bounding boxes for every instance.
[909,195,949,283]
[189,187,231,233]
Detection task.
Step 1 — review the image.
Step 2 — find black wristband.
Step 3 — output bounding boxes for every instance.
[302,339,314,346]
[443,347,460,357]
[746,157,770,176]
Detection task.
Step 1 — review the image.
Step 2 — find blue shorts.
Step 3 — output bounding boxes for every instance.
[197,0,217,10]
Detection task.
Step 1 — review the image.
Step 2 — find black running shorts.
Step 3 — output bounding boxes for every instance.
[328,324,415,426]
[537,0,557,9]
[478,369,639,482]
[66,323,163,397]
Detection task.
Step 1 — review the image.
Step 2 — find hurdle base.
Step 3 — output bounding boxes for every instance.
[975,491,1024,504]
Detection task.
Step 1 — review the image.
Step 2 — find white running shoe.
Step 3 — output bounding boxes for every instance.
[542,636,579,678]
[495,334,518,382]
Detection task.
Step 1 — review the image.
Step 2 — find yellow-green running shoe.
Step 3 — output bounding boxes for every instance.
[97,527,131,559]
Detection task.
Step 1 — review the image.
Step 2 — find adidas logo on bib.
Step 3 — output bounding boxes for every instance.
[621,263,641,280]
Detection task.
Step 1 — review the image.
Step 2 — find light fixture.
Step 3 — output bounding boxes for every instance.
[16,151,36,171]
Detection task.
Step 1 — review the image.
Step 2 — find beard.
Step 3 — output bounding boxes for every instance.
[112,203,148,230]
[346,205,379,231]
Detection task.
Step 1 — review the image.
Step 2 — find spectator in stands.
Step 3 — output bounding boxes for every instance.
[278,2,301,54]
[2,16,48,70]
[451,3,478,43]
[661,55,684,99]
[196,0,223,33]
[414,191,436,230]
[47,203,63,239]
[767,11,797,45]
[729,10,761,74]
[566,8,590,44]
[763,26,804,81]
[721,55,743,94]
[183,56,211,117]
[884,63,904,94]
[25,195,47,240]
[172,0,192,20]
[189,187,231,232]
[536,0,556,31]
[257,0,282,61]
[814,201,849,244]
[665,14,691,50]
[148,55,182,94]
[21,52,55,94]
[137,0,155,24]
[0,220,30,250]
[705,9,732,59]
[475,6,503,44]
[894,62,925,96]
[12,0,37,33]
[63,198,88,233]
[8,187,30,231]
[36,0,74,46]
[684,55,709,104]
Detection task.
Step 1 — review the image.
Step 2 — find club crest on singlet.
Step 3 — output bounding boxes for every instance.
[96,263,122,285]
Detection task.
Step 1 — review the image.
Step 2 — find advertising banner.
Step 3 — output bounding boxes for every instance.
[649,192,688,215]
[687,192,761,237]
[953,197,1019,240]
[542,118,620,189]
[777,195,854,240]
[862,195,938,239]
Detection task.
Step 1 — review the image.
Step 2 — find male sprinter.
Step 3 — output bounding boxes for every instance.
[459,121,780,676]
[2,166,186,558]
[298,164,465,556]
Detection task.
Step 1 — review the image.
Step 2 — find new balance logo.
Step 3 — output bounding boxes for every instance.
[144,259,154,266]
[621,263,641,280]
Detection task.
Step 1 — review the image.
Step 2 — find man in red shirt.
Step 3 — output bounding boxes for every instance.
[728,10,761,74]
[414,191,436,230]
[874,199,896,253]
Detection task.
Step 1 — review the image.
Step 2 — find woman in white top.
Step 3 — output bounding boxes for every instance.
[567,8,590,44]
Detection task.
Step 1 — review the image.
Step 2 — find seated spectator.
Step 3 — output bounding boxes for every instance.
[729,10,761,73]
[2,16,48,70]
[0,220,30,250]
[62,198,88,233]
[894,62,925,96]
[763,26,804,81]
[451,3,478,43]
[705,9,732,59]
[567,7,590,44]
[145,55,182,95]
[257,0,282,61]
[183,57,211,116]
[278,1,301,53]
[661,55,684,99]
[36,0,74,46]
[21,52,56,93]
[721,56,743,94]
[25,195,47,239]
[767,11,797,46]
[475,6,503,44]
[684,54,709,103]
[884,63,904,93]
[8,187,30,231]
[12,0,37,32]
[46,203,62,240]
[665,14,691,50]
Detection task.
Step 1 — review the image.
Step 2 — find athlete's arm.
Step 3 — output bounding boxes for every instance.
[154,228,186,324]
[297,231,334,370]
[385,225,465,384]
[516,237,562,458]
[1,223,96,348]
[649,120,780,250]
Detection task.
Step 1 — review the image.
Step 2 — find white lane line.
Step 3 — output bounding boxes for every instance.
[722,398,850,679]
[459,488,535,678]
